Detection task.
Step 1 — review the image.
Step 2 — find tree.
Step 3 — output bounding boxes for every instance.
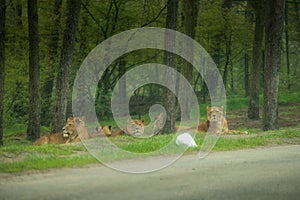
[0,0,6,145]
[263,0,285,130]
[284,3,291,90]
[27,0,41,141]
[248,0,265,120]
[162,0,178,134]
[52,0,82,133]
[41,0,62,126]
[180,0,199,121]
[221,0,233,90]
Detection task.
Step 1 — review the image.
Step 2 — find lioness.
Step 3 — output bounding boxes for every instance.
[33,117,81,145]
[94,125,112,137]
[63,117,90,143]
[34,132,69,145]
[198,106,248,134]
[112,119,145,136]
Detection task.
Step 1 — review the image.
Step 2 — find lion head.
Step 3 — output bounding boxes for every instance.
[62,117,88,140]
[206,106,225,133]
[207,106,224,122]
[126,119,145,136]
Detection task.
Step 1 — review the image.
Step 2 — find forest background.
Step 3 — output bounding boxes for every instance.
[0,0,299,145]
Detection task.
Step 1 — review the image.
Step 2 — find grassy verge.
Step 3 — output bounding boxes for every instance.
[1,92,299,173]
[1,125,299,173]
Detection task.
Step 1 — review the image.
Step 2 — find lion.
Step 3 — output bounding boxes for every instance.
[198,106,248,134]
[111,119,145,137]
[33,117,86,145]
[93,125,112,137]
[153,112,194,134]
[63,116,90,143]
[34,132,69,145]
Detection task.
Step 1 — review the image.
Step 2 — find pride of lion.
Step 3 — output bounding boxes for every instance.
[34,106,247,145]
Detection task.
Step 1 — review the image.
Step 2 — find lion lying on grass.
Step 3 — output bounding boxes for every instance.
[153,106,248,134]
[62,117,112,142]
[197,106,248,134]
[33,132,69,145]
[34,117,112,145]
[111,119,145,137]
[34,117,87,145]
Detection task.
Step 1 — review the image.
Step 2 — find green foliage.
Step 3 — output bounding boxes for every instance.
[2,0,300,137]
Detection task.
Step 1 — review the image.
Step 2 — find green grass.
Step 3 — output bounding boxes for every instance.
[1,126,299,172]
[0,154,97,172]
[1,92,299,173]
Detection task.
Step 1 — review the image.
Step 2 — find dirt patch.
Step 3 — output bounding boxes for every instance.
[226,103,300,130]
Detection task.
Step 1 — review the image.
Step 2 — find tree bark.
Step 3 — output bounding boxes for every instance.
[244,54,249,97]
[41,0,62,126]
[162,0,178,134]
[248,0,265,120]
[27,0,41,141]
[284,3,291,90]
[263,0,285,130]
[0,0,6,146]
[52,0,82,133]
[180,0,199,121]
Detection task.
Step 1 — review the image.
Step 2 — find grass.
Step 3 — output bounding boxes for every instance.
[1,92,300,173]
[1,125,299,172]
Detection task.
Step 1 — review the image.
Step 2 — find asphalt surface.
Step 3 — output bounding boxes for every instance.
[1,145,300,200]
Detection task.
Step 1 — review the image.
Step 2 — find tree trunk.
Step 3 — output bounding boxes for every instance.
[244,54,249,97]
[162,0,178,134]
[284,4,291,90]
[52,0,82,133]
[118,59,127,117]
[0,0,6,146]
[222,37,231,89]
[41,0,62,126]
[221,1,233,90]
[248,0,265,120]
[180,0,199,121]
[27,0,41,141]
[263,0,285,131]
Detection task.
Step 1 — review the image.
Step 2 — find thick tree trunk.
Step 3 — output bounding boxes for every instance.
[162,0,178,134]
[180,0,199,121]
[263,0,285,131]
[52,0,82,133]
[248,0,265,120]
[41,0,62,126]
[27,0,41,141]
[0,0,6,146]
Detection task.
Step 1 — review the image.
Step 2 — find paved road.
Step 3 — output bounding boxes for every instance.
[1,145,300,200]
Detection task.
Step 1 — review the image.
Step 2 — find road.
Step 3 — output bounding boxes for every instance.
[1,145,300,200]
